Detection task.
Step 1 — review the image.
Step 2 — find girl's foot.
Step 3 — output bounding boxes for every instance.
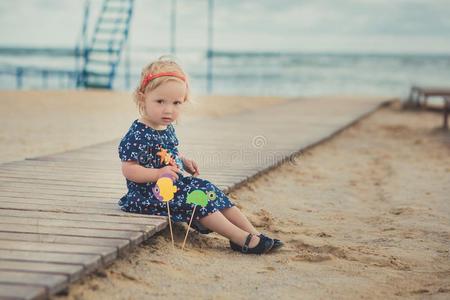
[229,233,274,254]
[229,233,284,252]
[258,233,284,251]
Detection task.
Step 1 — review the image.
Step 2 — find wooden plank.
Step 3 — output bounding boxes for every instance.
[0,208,169,225]
[0,202,168,222]
[9,161,118,170]
[0,197,119,209]
[0,270,67,295]
[0,193,118,205]
[0,163,118,173]
[0,232,130,255]
[0,189,122,201]
[0,176,124,190]
[0,175,127,194]
[0,202,167,222]
[0,223,144,245]
[0,214,162,232]
[0,249,100,274]
[0,164,121,175]
[0,185,121,197]
[0,260,83,283]
[30,156,118,163]
[0,165,122,176]
[0,173,124,186]
[0,240,117,266]
[0,282,46,300]
[4,160,115,168]
[0,182,124,195]
[0,186,122,198]
[0,201,120,214]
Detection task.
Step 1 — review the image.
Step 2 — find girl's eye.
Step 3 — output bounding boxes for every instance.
[157,99,164,104]
[174,101,182,105]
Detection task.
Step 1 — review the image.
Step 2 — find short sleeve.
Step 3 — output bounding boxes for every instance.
[118,130,146,162]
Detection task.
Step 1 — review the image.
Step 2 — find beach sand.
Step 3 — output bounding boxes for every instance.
[1,92,449,299]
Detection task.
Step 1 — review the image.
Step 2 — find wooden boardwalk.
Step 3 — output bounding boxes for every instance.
[0,96,392,299]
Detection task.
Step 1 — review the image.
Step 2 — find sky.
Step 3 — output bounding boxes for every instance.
[0,0,449,54]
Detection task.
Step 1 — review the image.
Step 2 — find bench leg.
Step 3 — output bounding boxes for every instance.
[412,90,419,107]
[415,91,424,108]
[423,94,428,108]
[444,97,449,130]
[407,88,416,105]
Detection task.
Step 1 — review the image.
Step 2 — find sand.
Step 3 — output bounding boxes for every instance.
[1,92,449,299]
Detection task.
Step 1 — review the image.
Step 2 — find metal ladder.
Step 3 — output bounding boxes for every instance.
[80,0,134,89]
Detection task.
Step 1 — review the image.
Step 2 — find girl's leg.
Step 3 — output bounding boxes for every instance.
[220,206,260,236]
[198,211,260,248]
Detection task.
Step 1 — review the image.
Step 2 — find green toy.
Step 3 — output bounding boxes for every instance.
[182,189,217,250]
[186,189,216,207]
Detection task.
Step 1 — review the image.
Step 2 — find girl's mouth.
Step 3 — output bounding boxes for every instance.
[162,117,172,122]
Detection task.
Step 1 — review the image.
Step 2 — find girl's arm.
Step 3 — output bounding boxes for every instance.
[121,161,160,183]
[121,161,179,183]
[178,152,200,176]
[178,151,185,160]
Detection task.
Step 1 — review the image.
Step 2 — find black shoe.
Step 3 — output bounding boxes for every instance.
[191,220,213,234]
[258,233,284,251]
[229,233,274,254]
[230,233,284,253]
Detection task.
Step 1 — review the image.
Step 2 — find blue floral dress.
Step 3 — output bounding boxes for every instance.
[118,119,235,223]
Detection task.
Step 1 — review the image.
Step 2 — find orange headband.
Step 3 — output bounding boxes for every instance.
[140,72,187,92]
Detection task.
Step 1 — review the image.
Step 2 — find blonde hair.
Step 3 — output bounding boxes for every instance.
[133,55,191,117]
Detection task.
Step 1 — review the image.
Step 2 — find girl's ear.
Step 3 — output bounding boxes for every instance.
[137,91,146,106]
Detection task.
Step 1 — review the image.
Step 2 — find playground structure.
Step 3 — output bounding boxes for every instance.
[0,0,217,92]
[0,0,135,90]
[77,0,134,89]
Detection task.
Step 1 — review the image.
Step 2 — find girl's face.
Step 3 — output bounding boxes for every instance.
[139,79,186,130]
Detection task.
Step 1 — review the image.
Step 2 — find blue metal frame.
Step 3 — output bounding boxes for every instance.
[80,0,135,89]
[0,66,78,89]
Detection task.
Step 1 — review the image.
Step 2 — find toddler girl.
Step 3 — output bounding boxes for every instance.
[118,56,283,254]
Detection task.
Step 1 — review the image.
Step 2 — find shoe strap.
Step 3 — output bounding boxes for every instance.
[242,234,253,253]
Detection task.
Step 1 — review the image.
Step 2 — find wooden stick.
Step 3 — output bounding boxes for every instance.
[182,205,197,250]
[167,203,175,249]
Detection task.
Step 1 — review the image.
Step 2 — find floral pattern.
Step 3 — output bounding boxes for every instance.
[118,119,235,222]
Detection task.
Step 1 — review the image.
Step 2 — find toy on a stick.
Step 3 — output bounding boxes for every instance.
[152,173,178,249]
[182,189,217,250]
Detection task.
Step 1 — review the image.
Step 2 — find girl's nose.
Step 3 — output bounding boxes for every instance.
[164,102,177,113]
[164,105,173,113]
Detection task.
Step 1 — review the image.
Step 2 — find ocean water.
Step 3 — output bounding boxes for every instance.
[178,51,450,98]
[1,48,450,99]
[1,0,450,98]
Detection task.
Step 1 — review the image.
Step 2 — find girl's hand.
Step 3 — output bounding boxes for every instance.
[157,165,180,181]
[182,157,200,177]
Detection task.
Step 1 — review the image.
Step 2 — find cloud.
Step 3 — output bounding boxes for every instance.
[1,0,449,53]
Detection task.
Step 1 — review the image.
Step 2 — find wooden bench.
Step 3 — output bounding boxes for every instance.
[406,86,450,130]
